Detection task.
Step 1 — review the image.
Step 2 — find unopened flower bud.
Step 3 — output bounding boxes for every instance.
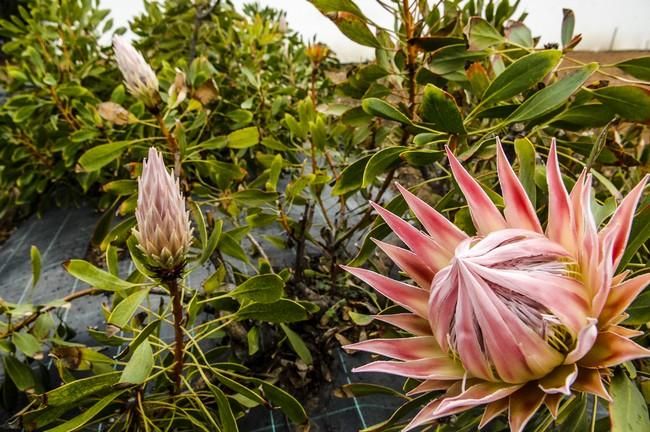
[98,101,132,126]
[168,69,187,108]
[134,148,192,270]
[305,43,329,65]
[113,36,160,109]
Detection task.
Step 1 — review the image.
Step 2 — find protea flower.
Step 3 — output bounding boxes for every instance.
[344,139,649,431]
[133,148,191,271]
[113,36,160,109]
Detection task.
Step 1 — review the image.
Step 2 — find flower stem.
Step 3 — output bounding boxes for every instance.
[166,277,185,394]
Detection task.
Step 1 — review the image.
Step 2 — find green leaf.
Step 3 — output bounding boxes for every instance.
[45,390,124,432]
[231,190,279,206]
[119,340,153,385]
[609,372,650,432]
[328,12,379,48]
[237,299,308,323]
[616,56,650,81]
[280,323,313,365]
[361,98,412,124]
[108,288,150,328]
[625,290,650,325]
[341,382,407,398]
[332,155,371,196]
[593,86,650,121]
[618,201,650,269]
[506,63,598,123]
[310,0,366,19]
[428,44,488,76]
[561,9,575,48]
[230,274,284,304]
[227,127,259,149]
[210,385,238,432]
[78,141,131,172]
[400,149,444,167]
[420,84,465,134]
[64,259,139,291]
[45,372,120,406]
[465,17,504,50]
[196,220,223,267]
[514,137,537,207]
[2,356,35,391]
[30,245,41,288]
[362,146,408,188]
[551,103,615,129]
[252,379,308,424]
[13,332,43,359]
[482,50,562,105]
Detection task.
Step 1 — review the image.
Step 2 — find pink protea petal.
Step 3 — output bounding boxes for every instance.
[428,266,458,351]
[538,364,578,395]
[590,228,617,318]
[495,138,542,233]
[508,384,546,432]
[406,379,454,396]
[479,398,509,428]
[544,394,563,418]
[580,331,650,368]
[545,139,576,253]
[564,318,598,364]
[342,266,429,318]
[601,273,650,327]
[599,174,649,269]
[352,357,466,380]
[395,183,468,253]
[374,313,432,336]
[344,336,441,361]
[370,202,451,271]
[573,367,611,401]
[372,239,435,288]
[404,383,462,431]
[609,325,644,338]
[445,146,507,235]
[434,382,523,418]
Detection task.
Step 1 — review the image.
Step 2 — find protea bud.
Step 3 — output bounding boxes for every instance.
[98,101,133,126]
[133,148,191,271]
[167,69,187,109]
[344,138,649,431]
[112,36,160,109]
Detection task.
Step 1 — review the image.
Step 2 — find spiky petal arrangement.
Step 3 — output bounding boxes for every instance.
[113,36,160,109]
[134,148,192,271]
[344,139,649,431]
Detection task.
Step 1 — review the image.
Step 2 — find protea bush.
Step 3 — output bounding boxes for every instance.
[344,139,649,431]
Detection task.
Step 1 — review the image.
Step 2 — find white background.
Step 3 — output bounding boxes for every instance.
[101,0,650,62]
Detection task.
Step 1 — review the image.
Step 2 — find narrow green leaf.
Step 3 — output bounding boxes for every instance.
[362,146,407,188]
[482,50,562,105]
[618,200,650,270]
[30,245,41,288]
[108,288,150,328]
[514,137,537,207]
[609,372,650,432]
[64,259,139,291]
[420,84,465,134]
[250,379,307,424]
[328,12,379,48]
[210,384,239,432]
[465,17,504,50]
[197,220,223,267]
[280,324,313,365]
[230,274,284,304]
[593,86,650,121]
[506,63,598,123]
[361,98,411,124]
[561,9,575,48]
[45,372,121,406]
[78,141,131,172]
[616,56,650,81]
[227,127,259,149]
[13,332,43,359]
[237,299,308,323]
[119,340,153,385]
[2,356,35,391]
[45,390,124,432]
[332,155,371,196]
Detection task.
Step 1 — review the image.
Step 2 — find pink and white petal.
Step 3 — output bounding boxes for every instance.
[344,336,441,361]
[372,239,435,289]
[599,175,649,269]
[445,146,507,235]
[495,138,543,233]
[352,357,466,380]
[395,183,468,253]
[404,383,463,431]
[572,367,611,401]
[545,139,576,253]
[342,266,429,318]
[608,325,644,338]
[564,318,598,365]
[370,202,450,271]
[407,379,455,396]
[538,364,578,395]
[480,398,509,429]
[580,331,650,368]
[434,382,523,418]
[544,394,563,418]
[601,273,650,327]
[374,313,432,336]
[508,385,546,432]
[590,228,616,317]
[429,266,459,350]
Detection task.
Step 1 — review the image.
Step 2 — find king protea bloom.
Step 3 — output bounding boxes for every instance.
[344,139,649,431]
[113,36,160,109]
[134,148,192,270]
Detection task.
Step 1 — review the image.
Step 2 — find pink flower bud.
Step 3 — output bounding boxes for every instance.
[134,148,192,270]
[113,36,160,109]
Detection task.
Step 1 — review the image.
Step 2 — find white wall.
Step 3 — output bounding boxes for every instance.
[102,0,650,62]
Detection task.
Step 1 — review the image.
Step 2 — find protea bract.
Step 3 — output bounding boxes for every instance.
[113,36,160,109]
[344,139,649,431]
